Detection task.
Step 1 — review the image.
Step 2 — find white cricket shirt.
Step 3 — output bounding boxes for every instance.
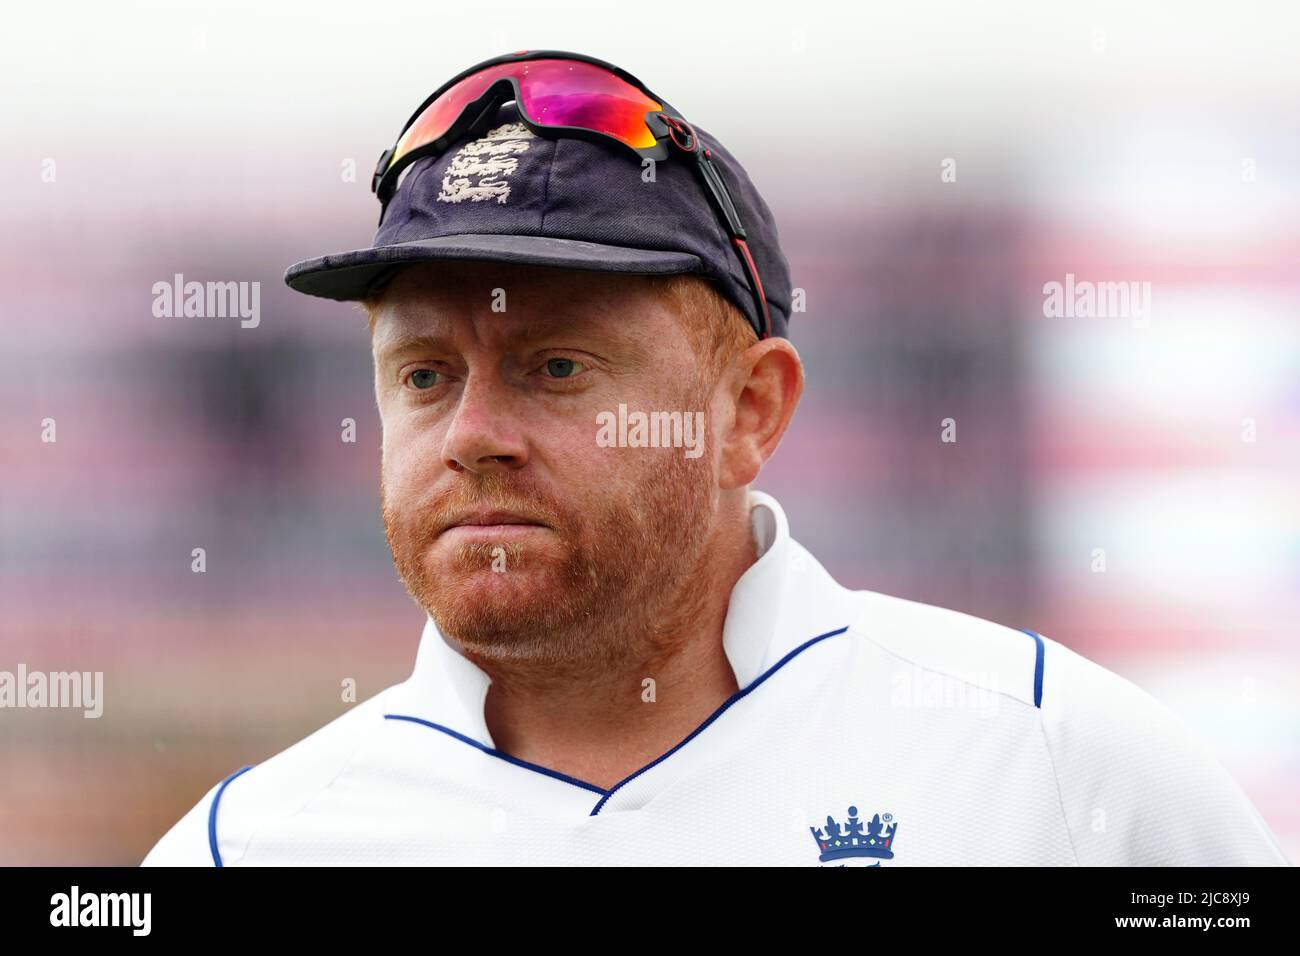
[142,490,1290,866]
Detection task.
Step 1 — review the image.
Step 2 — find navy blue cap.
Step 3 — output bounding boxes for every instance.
[284,101,793,338]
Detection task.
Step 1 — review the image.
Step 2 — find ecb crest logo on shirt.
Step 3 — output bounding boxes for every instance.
[809,806,898,867]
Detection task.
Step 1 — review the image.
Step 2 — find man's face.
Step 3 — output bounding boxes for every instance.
[372,260,724,666]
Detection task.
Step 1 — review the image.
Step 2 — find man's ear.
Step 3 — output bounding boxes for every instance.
[718,338,804,490]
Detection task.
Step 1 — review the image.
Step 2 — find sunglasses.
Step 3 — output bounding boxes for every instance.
[370,50,772,339]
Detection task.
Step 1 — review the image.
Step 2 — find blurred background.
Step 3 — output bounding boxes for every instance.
[1,0,1296,864]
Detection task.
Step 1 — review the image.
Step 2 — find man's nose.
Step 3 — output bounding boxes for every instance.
[440,372,529,474]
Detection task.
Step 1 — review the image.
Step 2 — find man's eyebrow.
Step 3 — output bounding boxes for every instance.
[373,317,639,360]
[373,332,452,362]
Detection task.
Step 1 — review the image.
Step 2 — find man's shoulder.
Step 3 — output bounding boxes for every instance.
[825,565,1193,728]
[837,583,1046,710]
[140,682,407,866]
[835,578,1228,753]
[781,538,1045,709]
[1033,634,1290,863]
[823,575,1289,864]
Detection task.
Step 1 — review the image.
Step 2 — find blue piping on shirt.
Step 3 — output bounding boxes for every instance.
[384,624,852,815]
[208,764,254,867]
[384,715,607,796]
[1020,628,1045,708]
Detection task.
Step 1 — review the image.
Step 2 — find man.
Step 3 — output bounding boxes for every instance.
[143,53,1289,866]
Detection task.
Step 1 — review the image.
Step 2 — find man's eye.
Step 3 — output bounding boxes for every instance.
[543,358,585,379]
[408,368,440,389]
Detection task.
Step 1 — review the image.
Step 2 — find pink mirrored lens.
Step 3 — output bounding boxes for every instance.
[392,57,662,167]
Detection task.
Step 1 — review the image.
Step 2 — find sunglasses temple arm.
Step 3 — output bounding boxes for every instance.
[696,154,773,339]
[696,153,745,236]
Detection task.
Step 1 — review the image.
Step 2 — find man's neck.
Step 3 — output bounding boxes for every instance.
[477,511,759,791]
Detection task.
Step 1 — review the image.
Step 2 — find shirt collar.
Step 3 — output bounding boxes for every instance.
[391,489,837,748]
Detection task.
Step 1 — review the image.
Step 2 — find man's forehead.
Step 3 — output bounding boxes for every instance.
[370,262,672,351]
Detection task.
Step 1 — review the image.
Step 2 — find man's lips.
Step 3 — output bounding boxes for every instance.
[438,510,549,536]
